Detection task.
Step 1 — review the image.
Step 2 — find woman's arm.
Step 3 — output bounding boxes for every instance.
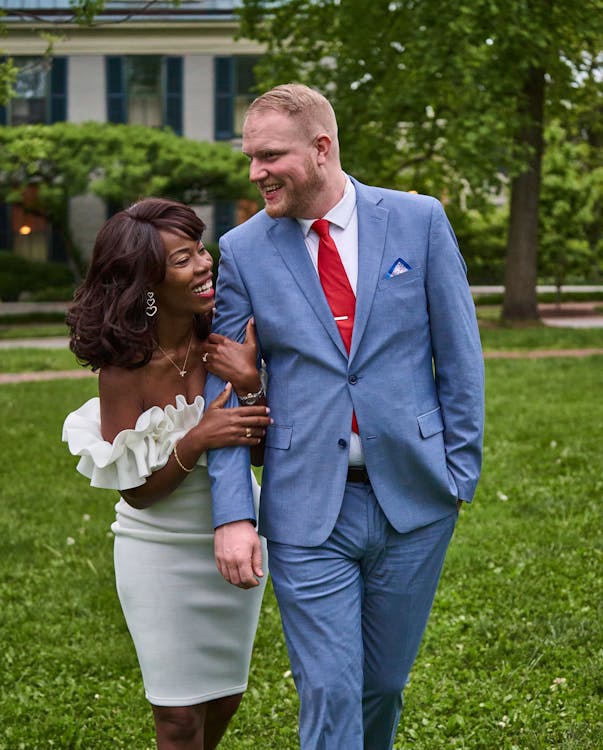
[202,318,264,398]
[99,368,270,509]
[202,318,266,465]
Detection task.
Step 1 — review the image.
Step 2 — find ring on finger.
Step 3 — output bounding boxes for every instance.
[245,427,252,438]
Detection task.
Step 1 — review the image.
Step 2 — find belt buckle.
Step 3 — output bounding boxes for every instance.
[347,466,369,484]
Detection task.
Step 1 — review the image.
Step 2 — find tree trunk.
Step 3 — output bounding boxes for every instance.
[502,67,545,322]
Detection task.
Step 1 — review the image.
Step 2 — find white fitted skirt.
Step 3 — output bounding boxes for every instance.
[112,467,266,706]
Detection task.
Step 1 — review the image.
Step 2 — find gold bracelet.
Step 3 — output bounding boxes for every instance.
[173,443,194,473]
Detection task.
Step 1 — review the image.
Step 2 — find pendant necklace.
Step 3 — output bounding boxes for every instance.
[157,331,194,378]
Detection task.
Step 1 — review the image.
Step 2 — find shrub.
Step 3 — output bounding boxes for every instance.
[0,251,75,302]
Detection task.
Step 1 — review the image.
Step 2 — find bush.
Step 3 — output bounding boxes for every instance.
[0,251,75,302]
[452,208,508,285]
[29,285,76,302]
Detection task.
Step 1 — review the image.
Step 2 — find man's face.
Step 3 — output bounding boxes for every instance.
[242,110,325,219]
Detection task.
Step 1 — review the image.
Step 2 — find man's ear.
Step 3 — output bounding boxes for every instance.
[314,133,332,164]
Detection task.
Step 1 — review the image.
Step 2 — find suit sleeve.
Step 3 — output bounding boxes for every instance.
[425,199,484,502]
[205,234,257,528]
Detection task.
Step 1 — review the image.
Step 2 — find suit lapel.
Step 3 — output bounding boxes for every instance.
[350,180,388,360]
[268,218,348,357]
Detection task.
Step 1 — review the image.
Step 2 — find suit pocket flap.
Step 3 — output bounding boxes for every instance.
[417,408,444,439]
[265,424,292,450]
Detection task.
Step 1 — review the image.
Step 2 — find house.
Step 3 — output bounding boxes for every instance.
[0,0,264,262]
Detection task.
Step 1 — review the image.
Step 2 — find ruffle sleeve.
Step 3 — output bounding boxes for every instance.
[62,394,206,490]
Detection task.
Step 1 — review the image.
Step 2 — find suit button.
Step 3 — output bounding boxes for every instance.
[348,375,358,384]
[338,438,347,448]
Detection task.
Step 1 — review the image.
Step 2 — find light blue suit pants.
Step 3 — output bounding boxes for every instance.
[267,482,457,750]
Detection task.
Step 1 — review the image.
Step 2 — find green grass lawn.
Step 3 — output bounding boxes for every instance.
[479,324,603,351]
[0,322,602,378]
[0,354,602,747]
[0,322,69,340]
[0,347,80,373]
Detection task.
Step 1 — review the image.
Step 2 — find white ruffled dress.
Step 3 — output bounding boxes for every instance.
[62,394,266,707]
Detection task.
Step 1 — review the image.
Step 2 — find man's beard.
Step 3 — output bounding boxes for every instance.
[264,158,324,219]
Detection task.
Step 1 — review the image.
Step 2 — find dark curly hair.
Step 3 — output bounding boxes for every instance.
[67,198,210,370]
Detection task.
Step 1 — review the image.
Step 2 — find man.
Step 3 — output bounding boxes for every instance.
[205,84,484,750]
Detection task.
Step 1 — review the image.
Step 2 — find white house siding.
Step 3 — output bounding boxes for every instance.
[68,55,106,123]
[1,13,264,259]
[69,194,106,260]
[183,54,213,142]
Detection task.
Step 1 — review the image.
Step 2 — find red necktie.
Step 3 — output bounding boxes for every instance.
[312,219,358,433]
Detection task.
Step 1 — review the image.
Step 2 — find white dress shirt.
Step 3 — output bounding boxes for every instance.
[298,178,365,466]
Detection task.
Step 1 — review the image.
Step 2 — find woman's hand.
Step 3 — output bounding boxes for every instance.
[191,383,271,452]
[120,384,269,510]
[202,318,261,397]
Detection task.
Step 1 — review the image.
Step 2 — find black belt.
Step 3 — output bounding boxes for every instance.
[346,466,371,484]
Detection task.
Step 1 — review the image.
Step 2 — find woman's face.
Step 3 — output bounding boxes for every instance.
[153,230,214,319]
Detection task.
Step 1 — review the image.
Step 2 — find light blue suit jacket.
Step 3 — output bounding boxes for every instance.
[206,178,484,546]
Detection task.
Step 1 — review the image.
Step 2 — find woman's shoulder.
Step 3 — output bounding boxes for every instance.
[98,363,148,441]
[98,363,143,389]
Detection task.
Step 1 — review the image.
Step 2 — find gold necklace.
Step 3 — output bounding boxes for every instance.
[157,331,194,378]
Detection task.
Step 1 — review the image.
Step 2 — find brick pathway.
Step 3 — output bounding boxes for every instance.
[483,348,603,359]
[0,369,96,384]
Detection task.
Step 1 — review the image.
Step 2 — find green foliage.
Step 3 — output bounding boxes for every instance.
[0,122,253,271]
[0,58,17,107]
[539,120,603,287]
[0,310,66,325]
[0,121,252,210]
[239,0,603,317]
[0,250,75,301]
[82,122,253,206]
[240,1,601,199]
[453,206,508,285]
[1,352,602,747]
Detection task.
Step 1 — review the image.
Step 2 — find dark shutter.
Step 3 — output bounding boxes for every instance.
[49,223,68,262]
[165,56,183,135]
[0,203,10,251]
[214,57,234,140]
[50,56,67,122]
[106,56,126,123]
[214,201,235,240]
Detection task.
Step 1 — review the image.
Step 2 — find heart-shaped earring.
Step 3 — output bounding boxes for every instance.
[145,290,158,317]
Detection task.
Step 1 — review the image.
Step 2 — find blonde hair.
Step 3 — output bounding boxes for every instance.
[246,84,339,157]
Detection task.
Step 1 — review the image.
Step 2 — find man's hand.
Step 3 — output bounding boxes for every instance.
[214,520,264,588]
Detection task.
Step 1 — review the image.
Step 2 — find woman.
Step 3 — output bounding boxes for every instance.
[62,198,271,749]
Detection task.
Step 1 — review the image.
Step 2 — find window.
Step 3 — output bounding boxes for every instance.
[0,56,67,125]
[11,57,48,124]
[0,56,67,258]
[214,56,260,140]
[126,56,162,127]
[106,56,182,134]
